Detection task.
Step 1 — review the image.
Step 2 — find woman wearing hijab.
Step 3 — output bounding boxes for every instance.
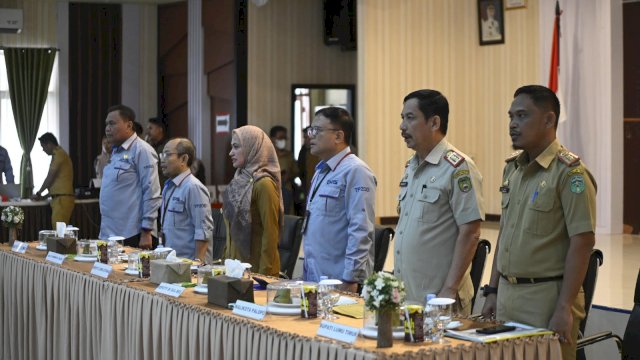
[223,125,283,276]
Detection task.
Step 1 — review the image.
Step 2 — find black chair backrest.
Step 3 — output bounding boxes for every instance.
[207,208,227,263]
[622,269,640,358]
[373,225,394,272]
[580,249,604,335]
[278,215,303,279]
[470,239,491,309]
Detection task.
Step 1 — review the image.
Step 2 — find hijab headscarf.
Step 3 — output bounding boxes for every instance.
[222,125,284,258]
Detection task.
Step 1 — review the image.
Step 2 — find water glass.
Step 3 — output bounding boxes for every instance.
[197,265,213,287]
[127,252,139,273]
[108,236,125,254]
[38,230,56,248]
[318,279,341,320]
[107,240,119,264]
[427,298,455,344]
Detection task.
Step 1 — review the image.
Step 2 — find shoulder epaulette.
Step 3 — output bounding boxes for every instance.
[404,156,412,169]
[557,150,580,167]
[444,150,465,168]
[505,150,523,163]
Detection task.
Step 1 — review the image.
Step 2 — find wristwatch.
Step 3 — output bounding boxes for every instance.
[482,285,498,297]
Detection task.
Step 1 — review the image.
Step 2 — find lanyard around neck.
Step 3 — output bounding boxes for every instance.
[161,174,191,227]
[308,152,352,203]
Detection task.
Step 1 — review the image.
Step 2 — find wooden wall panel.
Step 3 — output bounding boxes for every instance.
[358,0,540,218]
[158,1,188,139]
[247,0,357,132]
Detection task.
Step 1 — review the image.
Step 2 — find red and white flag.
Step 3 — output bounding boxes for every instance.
[548,0,566,123]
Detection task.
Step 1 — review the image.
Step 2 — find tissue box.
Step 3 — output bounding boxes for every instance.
[207,275,254,307]
[46,237,77,255]
[149,260,191,284]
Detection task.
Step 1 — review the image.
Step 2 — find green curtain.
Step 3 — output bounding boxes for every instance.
[4,48,57,198]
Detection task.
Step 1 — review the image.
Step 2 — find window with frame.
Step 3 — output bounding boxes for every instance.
[0,50,59,189]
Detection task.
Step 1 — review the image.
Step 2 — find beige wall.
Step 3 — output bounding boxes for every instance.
[0,0,57,47]
[247,0,357,133]
[358,0,540,217]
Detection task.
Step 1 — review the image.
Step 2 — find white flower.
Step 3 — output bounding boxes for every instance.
[375,277,385,290]
[1,214,5,221]
[6,215,12,222]
[13,217,19,224]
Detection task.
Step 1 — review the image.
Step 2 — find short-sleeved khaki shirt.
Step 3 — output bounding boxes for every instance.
[48,146,74,196]
[497,139,596,278]
[394,139,485,304]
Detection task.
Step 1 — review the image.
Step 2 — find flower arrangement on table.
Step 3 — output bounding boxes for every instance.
[361,271,405,311]
[1,206,24,228]
[361,271,406,348]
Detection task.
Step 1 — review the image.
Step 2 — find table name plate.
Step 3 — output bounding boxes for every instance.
[45,251,66,265]
[91,262,113,279]
[316,321,359,344]
[232,300,266,321]
[11,241,28,254]
[155,283,185,298]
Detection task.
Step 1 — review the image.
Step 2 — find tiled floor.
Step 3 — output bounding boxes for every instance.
[382,221,640,310]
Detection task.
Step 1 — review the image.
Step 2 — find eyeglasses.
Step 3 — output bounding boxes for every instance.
[307,126,340,137]
[159,152,178,160]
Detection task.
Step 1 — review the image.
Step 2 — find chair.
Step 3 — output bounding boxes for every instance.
[576,249,604,360]
[278,215,303,279]
[580,249,605,336]
[470,239,491,309]
[373,225,395,272]
[206,208,227,264]
[577,268,640,360]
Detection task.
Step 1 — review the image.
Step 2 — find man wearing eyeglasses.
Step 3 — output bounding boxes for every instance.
[100,105,162,249]
[395,89,485,315]
[302,107,376,292]
[159,138,213,260]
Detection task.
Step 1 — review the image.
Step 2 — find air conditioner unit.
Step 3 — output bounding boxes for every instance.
[0,9,23,34]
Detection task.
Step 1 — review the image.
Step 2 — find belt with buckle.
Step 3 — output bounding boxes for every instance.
[51,194,74,198]
[501,274,563,285]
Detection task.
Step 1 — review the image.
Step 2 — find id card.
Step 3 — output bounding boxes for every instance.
[301,210,310,235]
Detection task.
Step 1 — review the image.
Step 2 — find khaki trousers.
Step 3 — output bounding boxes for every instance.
[51,195,75,228]
[497,277,585,360]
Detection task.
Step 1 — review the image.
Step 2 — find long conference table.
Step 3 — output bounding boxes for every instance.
[0,198,100,243]
[0,244,562,360]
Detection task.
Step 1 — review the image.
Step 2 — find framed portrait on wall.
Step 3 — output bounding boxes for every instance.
[505,0,526,9]
[478,0,505,45]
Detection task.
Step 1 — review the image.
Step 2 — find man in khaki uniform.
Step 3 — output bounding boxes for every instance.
[33,133,75,228]
[482,85,596,360]
[395,89,485,315]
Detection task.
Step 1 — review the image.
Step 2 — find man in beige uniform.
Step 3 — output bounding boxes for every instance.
[32,133,75,228]
[395,89,485,314]
[482,85,596,360]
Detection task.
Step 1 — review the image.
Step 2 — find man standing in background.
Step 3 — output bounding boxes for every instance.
[147,117,169,187]
[0,145,14,184]
[270,125,298,214]
[32,133,75,227]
